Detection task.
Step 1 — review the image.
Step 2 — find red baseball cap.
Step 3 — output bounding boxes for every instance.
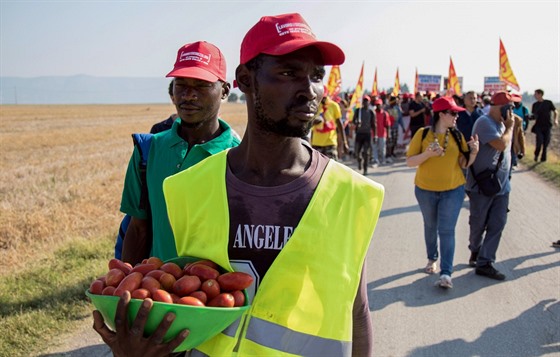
[511,93,522,102]
[491,91,513,106]
[166,41,226,82]
[374,99,383,105]
[239,13,345,65]
[432,96,466,113]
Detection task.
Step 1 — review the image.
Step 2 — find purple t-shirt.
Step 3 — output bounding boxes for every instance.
[226,146,329,282]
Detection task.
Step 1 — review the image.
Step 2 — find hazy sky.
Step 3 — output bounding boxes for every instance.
[2,0,559,101]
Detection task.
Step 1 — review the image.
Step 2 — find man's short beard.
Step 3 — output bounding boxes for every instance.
[254,89,312,138]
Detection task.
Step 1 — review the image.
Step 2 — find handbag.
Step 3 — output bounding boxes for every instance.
[471,152,504,196]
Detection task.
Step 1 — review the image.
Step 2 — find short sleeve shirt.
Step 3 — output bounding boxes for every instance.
[226,145,329,282]
[465,115,511,195]
[120,118,241,261]
[407,128,468,191]
[532,100,556,128]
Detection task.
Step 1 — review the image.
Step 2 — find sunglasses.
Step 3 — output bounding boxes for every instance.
[443,110,459,116]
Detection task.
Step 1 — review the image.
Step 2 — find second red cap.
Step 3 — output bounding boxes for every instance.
[166,41,226,82]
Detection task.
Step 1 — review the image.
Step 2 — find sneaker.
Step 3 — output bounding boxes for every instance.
[552,240,560,248]
[435,274,453,289]
[469,251,478,267]
[475,263,506,280]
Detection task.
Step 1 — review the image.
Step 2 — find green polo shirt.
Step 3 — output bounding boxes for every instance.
[120,118,240,261]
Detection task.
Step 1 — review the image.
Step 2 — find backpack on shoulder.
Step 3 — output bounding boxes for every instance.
[114,133,153,259]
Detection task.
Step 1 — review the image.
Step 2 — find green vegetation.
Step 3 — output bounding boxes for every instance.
[0,236,113,357]
[520,143,560,189]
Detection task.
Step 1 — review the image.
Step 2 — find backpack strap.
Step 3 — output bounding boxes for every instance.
[131,133,153,210]
[421,126,430,141]
[449,127,471,162]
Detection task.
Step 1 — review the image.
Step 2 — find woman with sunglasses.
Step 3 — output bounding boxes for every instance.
[406,96,479,289]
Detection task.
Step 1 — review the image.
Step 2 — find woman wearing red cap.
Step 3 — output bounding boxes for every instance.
[406,96,479,288]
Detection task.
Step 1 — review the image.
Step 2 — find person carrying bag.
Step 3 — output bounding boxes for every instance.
[470,151,504,196]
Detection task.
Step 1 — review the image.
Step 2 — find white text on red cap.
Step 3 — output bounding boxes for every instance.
[275,22,314,37]
[179,51,211,66]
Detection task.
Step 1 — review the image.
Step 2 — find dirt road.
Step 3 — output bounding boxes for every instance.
[40,157,560,357]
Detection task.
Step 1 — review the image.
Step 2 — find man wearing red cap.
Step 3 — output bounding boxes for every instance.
[163,13,382,356]
[94,13,383,357]
[466,90,514,280]
[373,98,391,166]
[311,89,348,160]
[510,94,526,171]
[117,41,240,265]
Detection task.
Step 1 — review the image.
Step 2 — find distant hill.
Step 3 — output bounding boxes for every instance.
[0,75,172,104]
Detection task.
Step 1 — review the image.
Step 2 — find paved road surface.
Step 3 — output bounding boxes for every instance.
[41,157,560,357]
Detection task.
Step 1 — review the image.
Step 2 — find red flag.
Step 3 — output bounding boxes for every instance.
[499,38,520,91]
[392,68,400,97]
[371,67,378,96]
[326,65,342,99]
[447,57,462,96]
[413,67,418,94]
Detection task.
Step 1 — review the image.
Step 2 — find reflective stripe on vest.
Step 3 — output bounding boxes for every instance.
[245,316,351,356]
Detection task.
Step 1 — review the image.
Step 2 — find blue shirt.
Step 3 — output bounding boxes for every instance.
[456,107,484,139]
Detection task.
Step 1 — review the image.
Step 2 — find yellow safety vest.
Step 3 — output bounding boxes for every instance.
[164,150,384,356]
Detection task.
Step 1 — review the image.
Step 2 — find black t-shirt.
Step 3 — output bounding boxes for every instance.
[150,115,176,134]
[532,100,556,128]
[354,107,376,135]
[409,101,426,126]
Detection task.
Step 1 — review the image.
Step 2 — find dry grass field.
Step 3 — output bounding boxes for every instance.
[0,102,557,275]
[0,102,248,275]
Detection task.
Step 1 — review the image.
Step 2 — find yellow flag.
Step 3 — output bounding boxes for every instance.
[371,67,378,96]
[499,38,520,91]
[447,57,462,96]
[347,62,365,122]
[326,65,342,99]
[414,67,418,94]
[392,68,400,97]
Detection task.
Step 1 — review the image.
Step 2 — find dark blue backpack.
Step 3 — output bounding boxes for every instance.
[114,133,153,259]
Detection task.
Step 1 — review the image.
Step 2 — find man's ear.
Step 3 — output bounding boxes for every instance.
[221,81,231,100]
[235,64,252,93]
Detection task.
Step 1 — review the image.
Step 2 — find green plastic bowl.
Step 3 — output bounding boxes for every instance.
[86,256,250,352]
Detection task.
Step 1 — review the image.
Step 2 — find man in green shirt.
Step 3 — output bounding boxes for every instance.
[120,41,240,265]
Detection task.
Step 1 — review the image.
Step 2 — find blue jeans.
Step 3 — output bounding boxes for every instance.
[415,185,465,276]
